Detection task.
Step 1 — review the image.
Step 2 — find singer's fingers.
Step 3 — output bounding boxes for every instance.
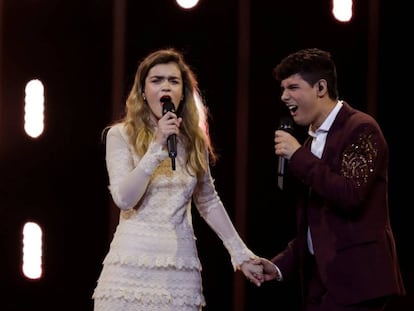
[162,111,177,120]
[158,118,178,136]
[275,147,282,157]
[156,119,178,139]
[163,112,181,127]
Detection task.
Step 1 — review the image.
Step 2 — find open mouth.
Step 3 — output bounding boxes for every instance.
[288,105,298,113]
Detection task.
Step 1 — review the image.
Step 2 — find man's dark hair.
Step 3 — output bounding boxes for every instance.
[273,48,338,100]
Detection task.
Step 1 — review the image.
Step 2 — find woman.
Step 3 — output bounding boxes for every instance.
[92,48,262,311]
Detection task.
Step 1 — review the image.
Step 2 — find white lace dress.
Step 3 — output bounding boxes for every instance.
[92,123,255,311]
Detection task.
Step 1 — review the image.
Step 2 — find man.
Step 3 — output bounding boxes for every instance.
[257,48,405,311]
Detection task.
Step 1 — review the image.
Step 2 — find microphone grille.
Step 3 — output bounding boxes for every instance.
[161,96,175,115]
[278,116,294,133]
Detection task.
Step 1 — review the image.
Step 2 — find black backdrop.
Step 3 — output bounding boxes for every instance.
[0,0,411,310]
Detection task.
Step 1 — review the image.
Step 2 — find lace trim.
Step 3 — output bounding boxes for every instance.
[222,236,256,270]
[93,289,205,307]
[103,253,202,270]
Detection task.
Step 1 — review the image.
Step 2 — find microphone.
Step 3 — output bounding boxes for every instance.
[161,95,177,170]
[277,116,294,190]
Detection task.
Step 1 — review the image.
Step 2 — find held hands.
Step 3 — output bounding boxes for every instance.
[258,257,282,281]
[240,259,264,287]
[240,257,282,287]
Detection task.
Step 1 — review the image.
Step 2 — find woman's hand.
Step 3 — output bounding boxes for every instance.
[240,259,264,287]
[154,111,182,146]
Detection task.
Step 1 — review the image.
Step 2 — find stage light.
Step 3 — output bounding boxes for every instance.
[176,0,199,10]
[332,0,353,22]
[24,79,45,138]
[22,222,43,280]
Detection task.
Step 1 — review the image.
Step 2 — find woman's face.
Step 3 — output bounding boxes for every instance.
[143,62,183,121]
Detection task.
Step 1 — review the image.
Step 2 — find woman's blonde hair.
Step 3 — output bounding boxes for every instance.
[112,48,217,179]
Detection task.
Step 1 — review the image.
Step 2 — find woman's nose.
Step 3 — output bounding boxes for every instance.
[161,79,172,89]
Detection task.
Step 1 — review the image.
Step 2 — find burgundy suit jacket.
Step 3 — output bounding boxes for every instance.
[273,102,405,305]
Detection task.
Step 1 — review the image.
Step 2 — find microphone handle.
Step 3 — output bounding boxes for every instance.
[277,117,293,190]
[167,133,177,171]
[161,99,177,170]
[278,156,285,190]
[167,134,177,158]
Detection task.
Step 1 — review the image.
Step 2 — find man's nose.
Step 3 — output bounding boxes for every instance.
[281,89,289,101]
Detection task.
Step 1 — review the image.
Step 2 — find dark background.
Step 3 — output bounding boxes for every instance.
[0,0,411,310]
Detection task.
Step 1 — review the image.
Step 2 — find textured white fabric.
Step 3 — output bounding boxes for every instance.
[93,123,255,310]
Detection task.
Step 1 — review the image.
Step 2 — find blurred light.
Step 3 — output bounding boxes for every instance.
[332,0,353,22]
[176,0,199,10]
[24,79,45,138]
[22,222,43,280]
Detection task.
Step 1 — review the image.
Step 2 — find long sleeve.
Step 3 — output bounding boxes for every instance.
[193,165,256,270]
[105,124,169,210]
